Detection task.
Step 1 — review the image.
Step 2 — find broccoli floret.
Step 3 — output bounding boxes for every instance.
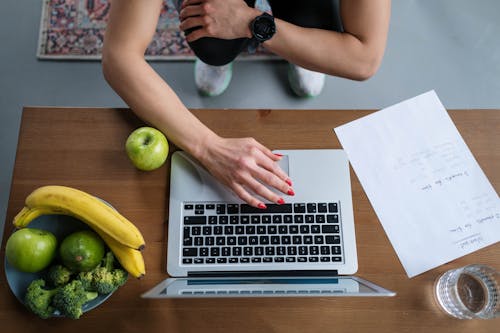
[52,280,98,319]
[24,279,58,319]
[46,265,72,287]
[93,265,128,294]
[76,270,95,291]
[77,251,128,294]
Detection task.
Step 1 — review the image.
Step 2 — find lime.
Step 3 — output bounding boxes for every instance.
[59,230,105,272]
[6,228,57,273]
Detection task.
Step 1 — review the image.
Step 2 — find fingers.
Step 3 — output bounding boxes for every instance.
[181,0,205,9]
[179,0,257,40]
[178,11,212,41]
[179,6,205,21]
[258,154,290,185]
[185,28,208,42]
[251,166,292,199]
[231,176,285,209]
[236,148,294,206]
[253,140,281,162]
[252,142,291,183]
[179,16,210,32]
[227,155,293,208]
[232,183,267,209]
[249,143,291,185]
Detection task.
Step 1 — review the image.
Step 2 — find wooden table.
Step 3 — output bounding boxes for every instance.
[1,107,498,332]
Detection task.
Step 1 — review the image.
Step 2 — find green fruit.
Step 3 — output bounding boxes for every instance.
[59,230,105,272]
[6,228,57,273]
[125,127,169,171]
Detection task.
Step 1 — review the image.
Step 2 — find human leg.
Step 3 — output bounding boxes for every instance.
[174,0,255,96]
[175,0,256,66]
[268,0,342,97]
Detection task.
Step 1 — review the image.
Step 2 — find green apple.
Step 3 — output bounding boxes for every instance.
[5,228,57,273]
[125,127,169,171]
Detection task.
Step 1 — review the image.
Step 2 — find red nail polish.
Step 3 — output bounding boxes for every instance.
[258,203,267,209]
[287,189,295,196]
[277,198,285,205]
[274,153,283,157]
[285,178,293,186]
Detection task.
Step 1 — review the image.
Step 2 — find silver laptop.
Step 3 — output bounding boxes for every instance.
[142,150,395,298]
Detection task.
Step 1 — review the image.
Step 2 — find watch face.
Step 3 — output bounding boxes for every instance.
[253,15,276,41]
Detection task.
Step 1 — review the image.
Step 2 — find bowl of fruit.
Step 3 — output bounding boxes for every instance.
[4,185,146,319]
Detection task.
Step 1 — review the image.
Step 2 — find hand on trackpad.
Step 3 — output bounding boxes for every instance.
[264,154,290,197]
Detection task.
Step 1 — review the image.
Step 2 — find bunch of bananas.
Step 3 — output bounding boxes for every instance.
[13,185,146,278]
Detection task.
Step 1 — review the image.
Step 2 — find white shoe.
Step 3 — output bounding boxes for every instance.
[287,63,325,97]
[255,0,271,12]
[194,59,233,97]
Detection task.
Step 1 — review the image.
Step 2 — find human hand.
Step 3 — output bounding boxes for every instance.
[178,0,260,42]
[197,136,294,209]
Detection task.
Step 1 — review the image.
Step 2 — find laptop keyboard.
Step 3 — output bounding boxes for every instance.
[181,202,343,265]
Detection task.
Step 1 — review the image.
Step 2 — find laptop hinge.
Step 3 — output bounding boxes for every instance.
[187,270,339,278]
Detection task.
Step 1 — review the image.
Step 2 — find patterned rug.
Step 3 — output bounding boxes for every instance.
[37,0,274,61]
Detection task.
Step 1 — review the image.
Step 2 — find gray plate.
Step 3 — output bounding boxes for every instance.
[4,214,114,317]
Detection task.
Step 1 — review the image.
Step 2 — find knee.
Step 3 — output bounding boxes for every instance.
[188,37,248,66]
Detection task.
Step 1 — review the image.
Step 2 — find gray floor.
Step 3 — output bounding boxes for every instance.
[1,1,500,240]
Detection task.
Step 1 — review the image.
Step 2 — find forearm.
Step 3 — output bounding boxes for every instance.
[102,0,293,207]
[264,0,390,80]
[264,20,382,81]
[102,51,216,160]
[102,50,291,207]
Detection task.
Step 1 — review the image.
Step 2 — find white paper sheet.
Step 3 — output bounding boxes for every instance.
[334,90,500,277]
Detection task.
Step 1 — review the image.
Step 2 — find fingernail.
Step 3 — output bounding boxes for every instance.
[285,178,293,186]
[287,189,295,196]
[258,203,267,209]
[274,153,283,157]
[277,198,285,205]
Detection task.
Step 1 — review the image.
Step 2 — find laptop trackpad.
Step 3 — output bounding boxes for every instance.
[276,155,289,175]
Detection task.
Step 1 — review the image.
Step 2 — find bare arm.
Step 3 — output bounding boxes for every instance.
[180,0,391,80]
[102,0,291,208]
[102,0,212,156]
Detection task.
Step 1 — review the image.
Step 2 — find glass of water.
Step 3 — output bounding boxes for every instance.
[434,264,499,319]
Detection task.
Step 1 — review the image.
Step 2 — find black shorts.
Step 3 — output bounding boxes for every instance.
[186,0,342,66]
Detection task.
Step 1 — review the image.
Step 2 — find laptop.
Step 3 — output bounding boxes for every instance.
[142,149,395,298]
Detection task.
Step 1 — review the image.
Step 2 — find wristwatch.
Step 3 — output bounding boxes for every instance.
[250,12,276,43]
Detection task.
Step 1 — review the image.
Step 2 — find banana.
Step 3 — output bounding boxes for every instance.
[98,231,146,279]
[13,206,58,227]
[13,185,145,251]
